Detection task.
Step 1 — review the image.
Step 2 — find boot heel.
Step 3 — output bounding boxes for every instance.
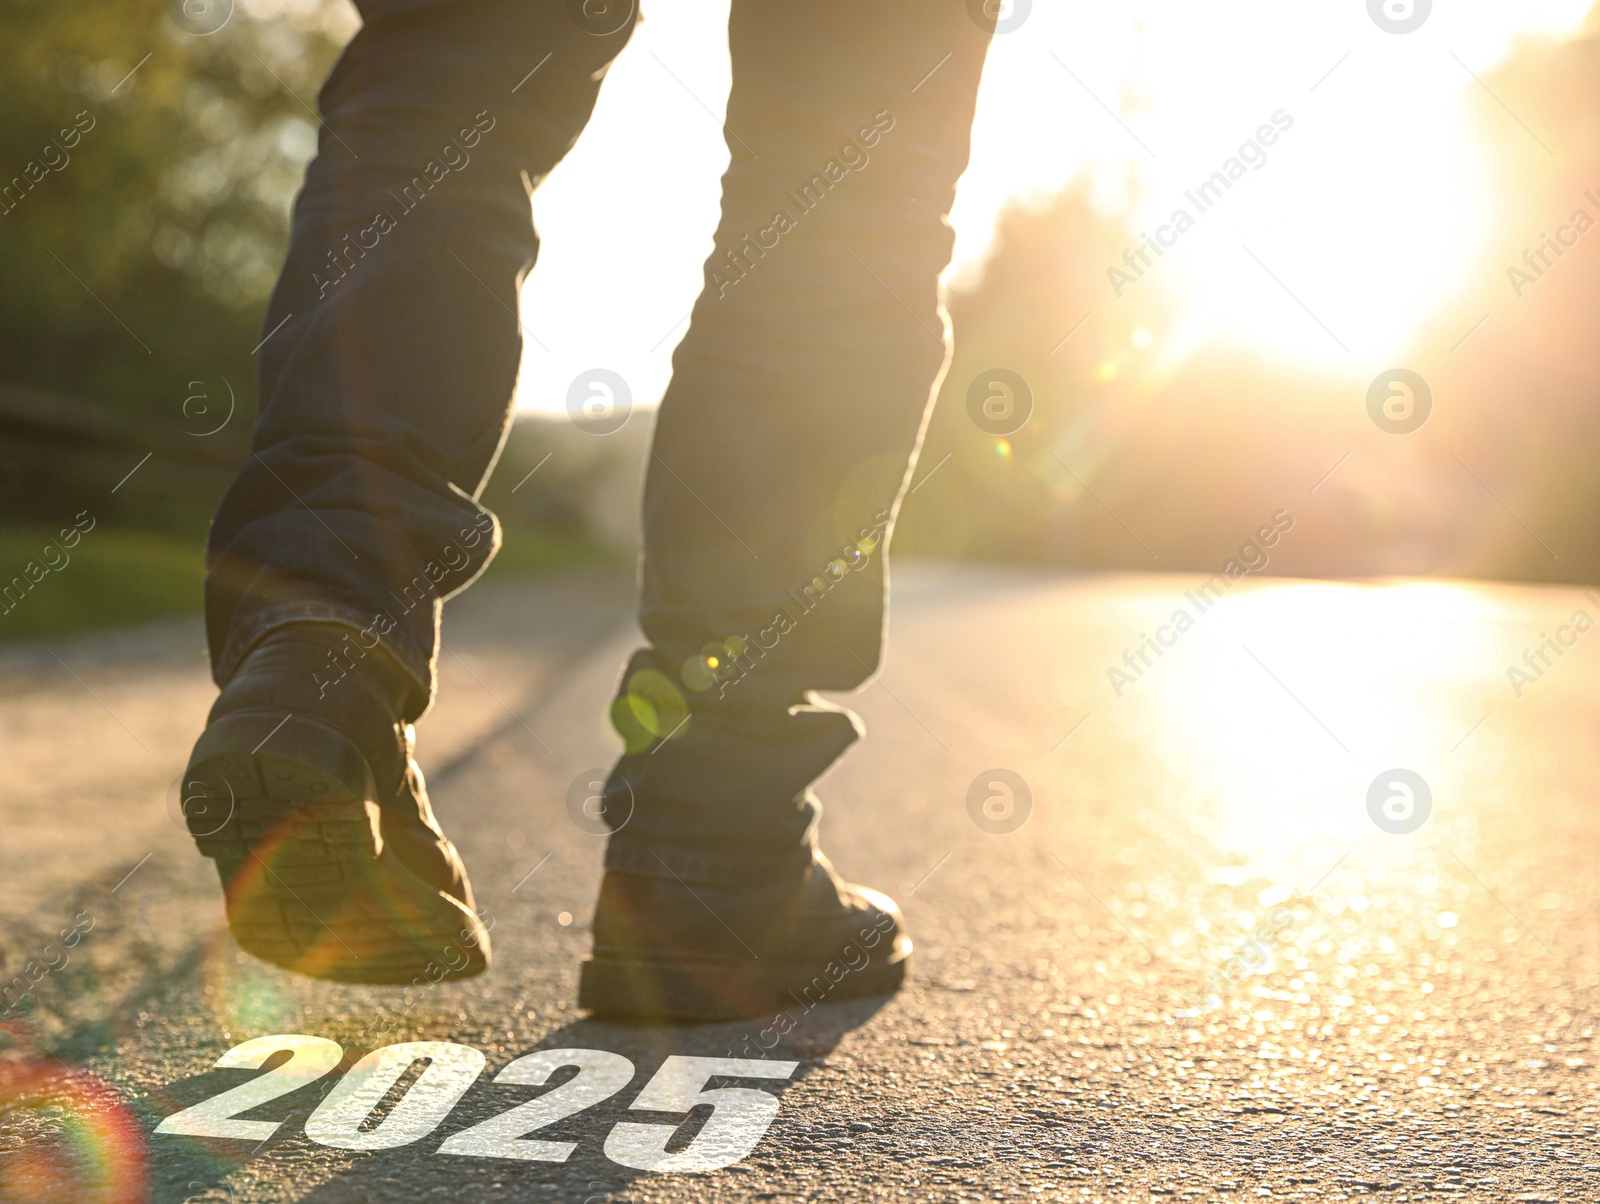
[182,709,380,860]
[184,622,495,983]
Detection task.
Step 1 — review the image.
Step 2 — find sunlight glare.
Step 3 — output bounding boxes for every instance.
[951,0,1595,376]
[1143,579,1507,862]
[512,0,1595,413]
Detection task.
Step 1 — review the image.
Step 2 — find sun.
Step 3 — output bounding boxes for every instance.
[947,0,1595,379]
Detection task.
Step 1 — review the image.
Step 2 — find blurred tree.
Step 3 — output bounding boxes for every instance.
[0,0,354,425]
[896,184,1187,570]
[1416,7,1600,583]
[903,8,1600,586]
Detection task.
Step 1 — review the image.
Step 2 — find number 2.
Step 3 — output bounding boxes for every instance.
[437,1048,635,1161]
[155,1035,343,1141]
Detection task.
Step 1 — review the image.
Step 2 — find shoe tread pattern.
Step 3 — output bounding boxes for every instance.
[184,709,488,984]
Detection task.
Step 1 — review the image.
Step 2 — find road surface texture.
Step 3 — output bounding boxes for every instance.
[2,564,1598,1202]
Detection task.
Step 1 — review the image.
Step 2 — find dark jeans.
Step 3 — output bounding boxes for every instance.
[206,0,991,880]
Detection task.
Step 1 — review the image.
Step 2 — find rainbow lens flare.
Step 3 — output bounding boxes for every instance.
[0,1058,147,1204]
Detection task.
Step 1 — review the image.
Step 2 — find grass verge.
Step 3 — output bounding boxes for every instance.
[0,522,616,644]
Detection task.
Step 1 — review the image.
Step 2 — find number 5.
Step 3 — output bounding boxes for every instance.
[604,1057,797,1173]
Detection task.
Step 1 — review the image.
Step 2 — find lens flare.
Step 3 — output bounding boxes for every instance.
[195,918,297,1036]
[0,1059,147,1204]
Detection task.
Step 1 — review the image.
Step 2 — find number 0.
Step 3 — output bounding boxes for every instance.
[304,1042,485,1151]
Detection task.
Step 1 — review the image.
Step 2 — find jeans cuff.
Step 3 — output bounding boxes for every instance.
[213,601,433,713]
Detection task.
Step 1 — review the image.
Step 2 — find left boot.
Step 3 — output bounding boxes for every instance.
[578,849,911,1022]
[182,623,490,984]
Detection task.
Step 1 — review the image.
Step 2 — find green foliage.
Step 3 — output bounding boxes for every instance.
[484,523,619,579]
[0,0,353,422]
[0,518,614,644]
[0,525,206,638]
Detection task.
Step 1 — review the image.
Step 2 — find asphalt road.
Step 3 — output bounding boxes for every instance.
[2,564,1599,1202]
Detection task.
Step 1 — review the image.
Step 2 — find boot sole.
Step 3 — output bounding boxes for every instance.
[577,936,911,1022]
[183,709,490,985]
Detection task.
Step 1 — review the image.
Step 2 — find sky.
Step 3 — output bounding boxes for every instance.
[510,0,1596,414]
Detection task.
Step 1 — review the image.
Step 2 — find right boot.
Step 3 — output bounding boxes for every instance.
[579,848,911,1022]
[181,623,490,984]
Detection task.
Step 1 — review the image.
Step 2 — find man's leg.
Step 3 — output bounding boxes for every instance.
[584,0,992,1018]
[207,1,633,707]
[186,0,636,982]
